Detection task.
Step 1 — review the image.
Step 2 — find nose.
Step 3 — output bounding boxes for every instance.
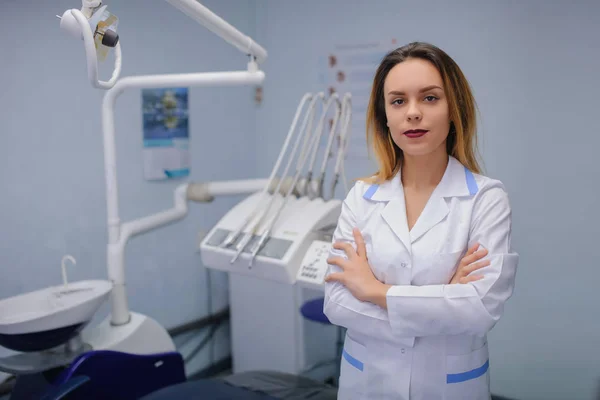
[406,102,422,121]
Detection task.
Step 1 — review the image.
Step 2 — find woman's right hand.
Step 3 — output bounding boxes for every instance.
[450,243,490,284]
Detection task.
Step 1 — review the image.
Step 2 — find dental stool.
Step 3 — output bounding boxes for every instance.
[299,297,344,386]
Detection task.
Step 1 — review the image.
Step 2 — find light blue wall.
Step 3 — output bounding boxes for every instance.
[2,1,600,399]
[254,1,600,400]
[0,0,258,376]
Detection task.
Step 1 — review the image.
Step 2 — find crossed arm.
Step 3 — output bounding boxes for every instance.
[323,185,518,338]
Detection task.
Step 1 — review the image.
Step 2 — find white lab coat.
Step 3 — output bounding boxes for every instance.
[323,156,518,400]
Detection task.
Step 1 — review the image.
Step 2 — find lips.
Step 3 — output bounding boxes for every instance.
[403,129,429,138]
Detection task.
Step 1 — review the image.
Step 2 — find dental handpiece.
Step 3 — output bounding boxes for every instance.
[220,93,314,249]
[304,94,340,198]
[230,94,324,263]
[329,93,352,199]
[247,109,325,265]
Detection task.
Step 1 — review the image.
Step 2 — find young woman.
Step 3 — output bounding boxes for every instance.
[324,42,519,399]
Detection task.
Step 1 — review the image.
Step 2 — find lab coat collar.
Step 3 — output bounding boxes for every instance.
[363,156,479,253]
[362,156,478,202]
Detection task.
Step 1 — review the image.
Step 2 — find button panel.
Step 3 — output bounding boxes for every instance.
[296,240,331,286]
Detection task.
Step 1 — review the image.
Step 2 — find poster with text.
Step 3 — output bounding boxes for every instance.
[142,87,190,180]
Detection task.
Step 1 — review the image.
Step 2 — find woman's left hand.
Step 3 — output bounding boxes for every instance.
[325,227,385,303]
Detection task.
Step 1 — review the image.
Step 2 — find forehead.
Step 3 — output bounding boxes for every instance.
[383,58,443,93]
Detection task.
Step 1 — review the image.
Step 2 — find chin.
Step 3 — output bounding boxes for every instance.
[397,137,447,158]
[399,144,438,157]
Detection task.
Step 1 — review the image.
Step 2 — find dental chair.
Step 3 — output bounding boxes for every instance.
[34,299,341,400]
[35,350,338,400]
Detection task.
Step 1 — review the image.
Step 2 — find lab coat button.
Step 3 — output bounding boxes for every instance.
[401,262,408,268]
[401,348,405,354]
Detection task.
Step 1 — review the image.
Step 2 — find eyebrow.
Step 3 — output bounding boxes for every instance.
[387,85,443,96]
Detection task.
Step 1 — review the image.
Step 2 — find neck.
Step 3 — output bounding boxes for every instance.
[401,147,449,190]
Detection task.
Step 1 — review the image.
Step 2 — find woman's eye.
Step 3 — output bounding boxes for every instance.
[392,99,404,105]
[424,95,438,102]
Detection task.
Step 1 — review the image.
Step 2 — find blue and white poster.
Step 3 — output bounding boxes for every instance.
[142,87,190,180]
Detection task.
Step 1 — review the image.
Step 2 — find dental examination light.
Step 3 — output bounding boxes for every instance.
[58,0,267,90]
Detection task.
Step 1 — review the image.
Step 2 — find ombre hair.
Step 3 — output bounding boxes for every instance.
[363,42,482,183]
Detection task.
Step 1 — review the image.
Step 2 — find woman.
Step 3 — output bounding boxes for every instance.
[323,42,519,400]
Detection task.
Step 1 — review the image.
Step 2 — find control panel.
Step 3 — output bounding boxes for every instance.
[295,240,331,289]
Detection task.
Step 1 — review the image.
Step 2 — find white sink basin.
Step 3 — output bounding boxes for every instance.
[0,280,112,351]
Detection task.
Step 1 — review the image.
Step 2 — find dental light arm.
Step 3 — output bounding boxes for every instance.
[59,0,267,90]
[165,0,267,64]
[59,0,268,326]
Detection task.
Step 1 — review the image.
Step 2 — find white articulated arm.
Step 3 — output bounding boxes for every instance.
[165,0,267,64]
[59,0,267,90]
[58,0,269,325]
[102,69,264,326]
[108,178,271,325]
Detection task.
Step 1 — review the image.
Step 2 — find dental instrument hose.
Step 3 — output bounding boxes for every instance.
[231,94,323,262]
[221,93,314,249]
[314,95,342,198]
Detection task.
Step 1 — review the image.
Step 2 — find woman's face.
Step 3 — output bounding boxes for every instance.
[383,58,451,158]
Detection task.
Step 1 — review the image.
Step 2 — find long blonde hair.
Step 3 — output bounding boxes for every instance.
[363,42,482,183]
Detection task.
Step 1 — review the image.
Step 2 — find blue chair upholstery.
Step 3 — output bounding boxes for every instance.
[41,350,186,400]
[300,297,331,325]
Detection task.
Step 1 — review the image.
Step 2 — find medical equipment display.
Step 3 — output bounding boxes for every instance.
[0,0,269,395]
[0,1,352,397]
[200,91,352,374]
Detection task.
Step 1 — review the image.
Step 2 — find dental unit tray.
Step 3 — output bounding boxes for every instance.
[200,191,341,285]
